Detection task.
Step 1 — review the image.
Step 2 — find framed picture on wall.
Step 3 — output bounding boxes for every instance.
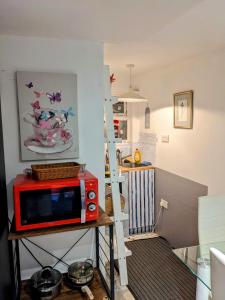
[118,120,128,140]
[174,90,193,129]
[16,71,79,161]
[113,101,127,116]
[113,119,128,140]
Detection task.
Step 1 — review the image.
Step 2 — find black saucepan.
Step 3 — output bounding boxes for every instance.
[30,266,62,300]
[65,259,94,299]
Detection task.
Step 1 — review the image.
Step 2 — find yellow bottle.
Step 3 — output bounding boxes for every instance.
[134,148,141,164]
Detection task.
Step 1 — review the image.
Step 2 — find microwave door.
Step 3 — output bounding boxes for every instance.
[20,186,82,226]
[80,179,86,223]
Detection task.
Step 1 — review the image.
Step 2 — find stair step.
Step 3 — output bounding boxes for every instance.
[110,213,128,221]
[104,137,122,144]
[105,176,125,184]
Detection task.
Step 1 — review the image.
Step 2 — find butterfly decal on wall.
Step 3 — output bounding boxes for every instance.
[110,73,116,84]
[31,101,40,110]
[46,91,62,104]
[61,107,74,122]
[26,82,33,89]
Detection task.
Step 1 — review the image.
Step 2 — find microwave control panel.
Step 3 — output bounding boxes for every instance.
[85,179,98,218]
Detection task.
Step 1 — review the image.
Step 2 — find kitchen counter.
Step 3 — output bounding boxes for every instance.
[119,164,155,173]
[105,164,155,177]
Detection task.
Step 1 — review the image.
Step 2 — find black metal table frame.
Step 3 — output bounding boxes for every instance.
[12,223,115,300]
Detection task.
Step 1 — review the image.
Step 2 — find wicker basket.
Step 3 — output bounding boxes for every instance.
[31,162,80,180]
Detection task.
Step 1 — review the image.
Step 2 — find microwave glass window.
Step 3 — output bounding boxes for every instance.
[20,187,81,225]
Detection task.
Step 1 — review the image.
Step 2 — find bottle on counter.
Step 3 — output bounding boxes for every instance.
[134,148,141,164]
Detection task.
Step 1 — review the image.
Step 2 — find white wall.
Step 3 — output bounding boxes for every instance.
[0,35,104,277]
[133,48,225,195]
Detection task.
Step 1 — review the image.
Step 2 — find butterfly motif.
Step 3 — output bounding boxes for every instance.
[46,91,62,104]
[49,111,55,118]
[33,91,44,98]
[26,82,33,89]
[31,101,40,110]
[110,73,116,83]
[61,107,74,122]
[39,111,49,121]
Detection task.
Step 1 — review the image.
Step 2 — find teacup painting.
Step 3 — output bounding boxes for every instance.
[17,71,79,161]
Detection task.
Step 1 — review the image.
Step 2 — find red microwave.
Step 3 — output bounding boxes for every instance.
[13,171,98,231]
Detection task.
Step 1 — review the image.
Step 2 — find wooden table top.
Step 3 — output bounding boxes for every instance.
[8,207,113,240]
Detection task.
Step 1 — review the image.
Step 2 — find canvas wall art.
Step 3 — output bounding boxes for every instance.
[17,71,79,161]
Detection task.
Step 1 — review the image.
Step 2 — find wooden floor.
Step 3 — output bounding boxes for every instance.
[21,271,108,300]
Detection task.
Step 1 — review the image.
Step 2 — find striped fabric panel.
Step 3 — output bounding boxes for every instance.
[128,169,155,235]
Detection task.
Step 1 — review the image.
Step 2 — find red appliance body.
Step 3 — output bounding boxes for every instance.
[13,171,98,231]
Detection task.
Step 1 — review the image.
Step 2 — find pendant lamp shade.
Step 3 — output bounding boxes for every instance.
[118,64,147,103]
[119,90,147,102]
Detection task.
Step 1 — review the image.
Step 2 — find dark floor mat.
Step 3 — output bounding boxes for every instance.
[126,237,196,300]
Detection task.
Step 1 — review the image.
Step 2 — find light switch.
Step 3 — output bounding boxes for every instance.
[161,135,169,143]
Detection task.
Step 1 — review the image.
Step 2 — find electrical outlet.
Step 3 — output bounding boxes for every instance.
[160,199,168,209]
[161,135,169,143]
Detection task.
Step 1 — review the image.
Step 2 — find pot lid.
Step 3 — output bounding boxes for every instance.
[68,260,93,279]
[31,266,62,287]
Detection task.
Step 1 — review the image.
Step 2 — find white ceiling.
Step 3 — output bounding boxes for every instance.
[1,0,225,74]
[105,0,225,74]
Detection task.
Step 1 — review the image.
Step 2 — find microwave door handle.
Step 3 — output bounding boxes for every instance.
[80,180,86,223]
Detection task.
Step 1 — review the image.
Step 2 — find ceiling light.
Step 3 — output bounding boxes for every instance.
[118,64,147,103]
